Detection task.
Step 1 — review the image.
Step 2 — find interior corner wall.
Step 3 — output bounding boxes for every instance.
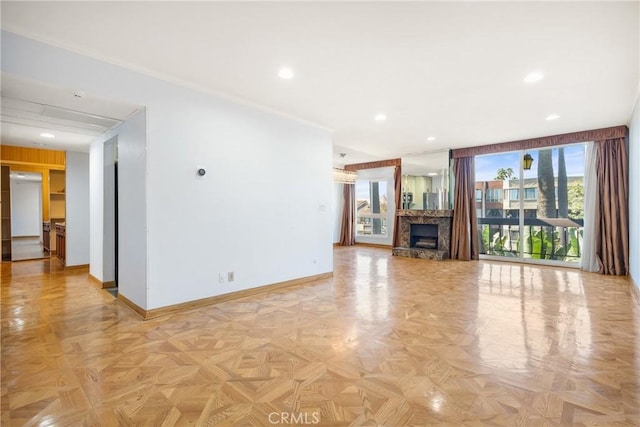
[333,183,344,243]
[65,151,90,266]
[629,94,639,290]
[2,31,332,311]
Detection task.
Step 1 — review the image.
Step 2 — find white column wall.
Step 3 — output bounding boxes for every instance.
[65,152,90,266]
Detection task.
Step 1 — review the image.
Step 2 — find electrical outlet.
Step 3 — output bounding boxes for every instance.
[313,258,319,264]
[218,273,226,284]
[228,272,234,282]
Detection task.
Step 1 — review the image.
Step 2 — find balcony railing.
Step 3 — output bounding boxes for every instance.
[478,217,584,262]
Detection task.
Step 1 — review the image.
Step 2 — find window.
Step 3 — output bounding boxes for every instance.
[524,188,536,200]
[356,180,388,236]
[485,189,502,203]
[475,189,482,202]
[475,144,586,265]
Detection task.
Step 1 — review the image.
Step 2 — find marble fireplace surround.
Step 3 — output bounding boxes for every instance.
[392,210,453,260]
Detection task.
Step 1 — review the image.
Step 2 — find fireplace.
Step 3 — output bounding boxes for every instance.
[392,210,453,260]
[410,224,438,249]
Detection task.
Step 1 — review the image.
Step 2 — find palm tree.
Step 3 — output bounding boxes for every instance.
[537,149,556,218]
[556,147,569,252]
[557,148,568,218]
[536,149,556,259]
[371,182,381,234]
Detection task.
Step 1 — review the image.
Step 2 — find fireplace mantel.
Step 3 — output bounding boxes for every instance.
[396,210,453,218]
[393,210,453,260]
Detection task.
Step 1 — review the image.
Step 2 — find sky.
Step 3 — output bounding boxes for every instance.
[475,144,586,182]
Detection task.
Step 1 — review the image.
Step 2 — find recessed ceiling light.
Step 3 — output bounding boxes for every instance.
[278,67,294,79]
[545,114,560,121]
[427,172,438,176]
[40,133,55,138]
[374,113,386,122]
[427,136,436,141]
[524,71,544,83]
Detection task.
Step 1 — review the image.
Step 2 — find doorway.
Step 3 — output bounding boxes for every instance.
[9,171,48,261]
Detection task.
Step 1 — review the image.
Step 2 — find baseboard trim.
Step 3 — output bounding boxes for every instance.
[355,242,392,249]
[64,264,89,271]
[117,293,147,319]
[88,274,115,289]
[118,272,334,320]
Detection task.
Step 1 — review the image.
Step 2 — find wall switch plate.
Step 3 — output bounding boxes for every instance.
[218,273,226,284]
[227,272,234,282]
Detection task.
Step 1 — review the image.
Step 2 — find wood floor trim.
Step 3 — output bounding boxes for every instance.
[117,293,147,319]
[355,242,392,249]
[64,264,89,271]
[120,272,334,320]
[88,274,115,289]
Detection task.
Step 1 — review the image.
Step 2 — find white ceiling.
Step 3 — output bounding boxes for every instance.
[1,73,140,153]
[1,1,638,163]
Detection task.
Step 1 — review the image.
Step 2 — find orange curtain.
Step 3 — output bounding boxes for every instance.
[339,183,356,246]
[392,165,402,247]
[595,138,629,275]
[450,157,479,260]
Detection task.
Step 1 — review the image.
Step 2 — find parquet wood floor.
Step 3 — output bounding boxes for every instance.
[2,247,639,426]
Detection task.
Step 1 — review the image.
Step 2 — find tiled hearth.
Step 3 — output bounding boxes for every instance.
[392,210,453,260]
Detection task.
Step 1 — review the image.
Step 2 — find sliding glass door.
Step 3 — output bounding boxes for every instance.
[476,144,586,265]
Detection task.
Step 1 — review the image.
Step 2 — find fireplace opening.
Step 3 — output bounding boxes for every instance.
[410,224,438,249]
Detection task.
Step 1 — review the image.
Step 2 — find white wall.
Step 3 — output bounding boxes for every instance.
[355,167,396,246]
[333,183,344,243]
[2,31,332,310]
[145,102,331,309]
[9,180,41,237]
[65,152,90,266]
[90,135,106,280]
[629,94,639,290]
[103,137,117,284]
[116,110,147,306]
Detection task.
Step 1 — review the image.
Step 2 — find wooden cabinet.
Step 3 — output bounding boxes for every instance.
[1,166,11,261]
[49,170,65,219]
[55,223,65,265]
[43,222,51,253]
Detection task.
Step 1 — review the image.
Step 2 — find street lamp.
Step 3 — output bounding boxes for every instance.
[523,153,534,170]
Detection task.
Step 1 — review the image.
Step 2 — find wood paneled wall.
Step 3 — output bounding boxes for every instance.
[1,146,65,169]
[1,146,66,221]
